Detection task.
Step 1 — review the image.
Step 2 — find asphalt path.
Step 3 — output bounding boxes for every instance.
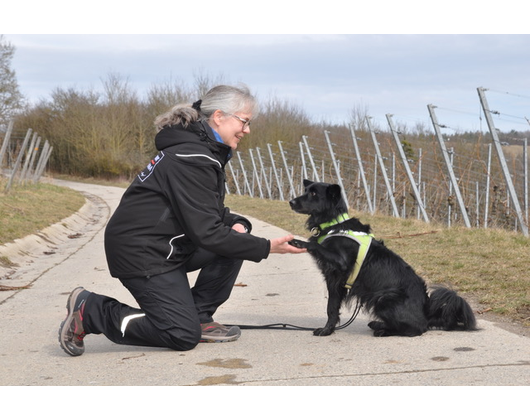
[1,179,529,388]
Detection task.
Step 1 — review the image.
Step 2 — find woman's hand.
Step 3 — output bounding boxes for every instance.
[269,234,307,254]
[231,223,248,233]
[232,224,305,255]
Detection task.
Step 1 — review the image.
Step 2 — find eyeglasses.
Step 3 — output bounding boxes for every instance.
[226,113,251,129]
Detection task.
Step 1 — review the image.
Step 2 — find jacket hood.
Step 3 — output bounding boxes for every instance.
[155,121,207,150]
[155,120,232,164]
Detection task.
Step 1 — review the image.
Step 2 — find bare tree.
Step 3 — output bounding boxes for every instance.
[349,101,371,133]
[0,35,24,124]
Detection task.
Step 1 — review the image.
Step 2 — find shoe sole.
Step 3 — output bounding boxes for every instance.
[58,287,86,356]
[200,335,241,343]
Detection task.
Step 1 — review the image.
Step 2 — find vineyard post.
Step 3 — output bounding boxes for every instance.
[477,87,528,236]
[428,104,471,227]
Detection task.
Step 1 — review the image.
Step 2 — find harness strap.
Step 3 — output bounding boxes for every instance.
[318,213,349,231]
[318,230,374,289]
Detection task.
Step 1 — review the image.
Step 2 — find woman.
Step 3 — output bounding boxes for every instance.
[59,84,305,356]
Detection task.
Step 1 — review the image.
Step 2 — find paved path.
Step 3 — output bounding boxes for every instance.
[0,179,529,386]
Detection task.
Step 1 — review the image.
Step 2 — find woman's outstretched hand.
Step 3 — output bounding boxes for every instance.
[269,234,307,254]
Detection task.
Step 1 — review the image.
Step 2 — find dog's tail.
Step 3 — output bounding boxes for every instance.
[427,286,477,331]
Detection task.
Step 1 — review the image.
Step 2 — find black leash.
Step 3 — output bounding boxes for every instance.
[230,301,363,331]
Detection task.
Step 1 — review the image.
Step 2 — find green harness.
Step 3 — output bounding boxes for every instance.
[313,213,374,290]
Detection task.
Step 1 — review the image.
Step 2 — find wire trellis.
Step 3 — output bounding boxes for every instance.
[227,92,529,237]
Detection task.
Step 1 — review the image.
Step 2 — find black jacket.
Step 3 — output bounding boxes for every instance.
[104,120,271,279]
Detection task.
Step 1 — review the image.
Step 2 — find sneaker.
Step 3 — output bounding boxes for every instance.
[58,287,90,356]
[200,322,241,343]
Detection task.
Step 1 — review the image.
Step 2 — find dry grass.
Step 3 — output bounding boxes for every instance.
[226,194,530,327]
[0,180,85,247]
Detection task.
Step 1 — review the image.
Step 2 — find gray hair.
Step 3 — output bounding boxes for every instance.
[154,84,259,131]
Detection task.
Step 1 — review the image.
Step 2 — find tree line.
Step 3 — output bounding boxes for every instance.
[8,72,336,179]
[10,76,530,181]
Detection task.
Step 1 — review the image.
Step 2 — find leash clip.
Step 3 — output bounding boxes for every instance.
[310,227,320,237]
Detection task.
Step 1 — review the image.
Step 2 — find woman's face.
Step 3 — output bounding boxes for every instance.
[210,110,252,150]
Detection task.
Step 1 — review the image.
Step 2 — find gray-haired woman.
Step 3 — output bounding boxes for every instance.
[59,84,305,356]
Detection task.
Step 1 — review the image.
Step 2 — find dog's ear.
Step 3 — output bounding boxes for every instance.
[326,184,342,203]
[303,179,314,188]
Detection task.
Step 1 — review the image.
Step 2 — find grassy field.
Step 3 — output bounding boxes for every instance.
[0,181,85,247]
[0,179,528,329]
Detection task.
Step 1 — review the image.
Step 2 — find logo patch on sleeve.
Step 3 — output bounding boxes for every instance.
[138,152,165,182]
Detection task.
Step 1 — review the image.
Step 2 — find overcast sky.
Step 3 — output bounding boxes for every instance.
[4,4,530,135]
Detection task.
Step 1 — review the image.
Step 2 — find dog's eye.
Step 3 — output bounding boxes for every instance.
[310,191,317,197]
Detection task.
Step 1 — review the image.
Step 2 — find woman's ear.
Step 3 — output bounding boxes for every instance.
[211,109,224,128]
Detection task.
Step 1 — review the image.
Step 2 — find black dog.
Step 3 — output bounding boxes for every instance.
[289,180,477,337]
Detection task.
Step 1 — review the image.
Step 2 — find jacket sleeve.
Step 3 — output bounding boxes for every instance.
[164,155,270,262]
[223,207,253,232]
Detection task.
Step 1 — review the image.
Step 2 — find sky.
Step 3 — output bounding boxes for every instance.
[3,3,530,136]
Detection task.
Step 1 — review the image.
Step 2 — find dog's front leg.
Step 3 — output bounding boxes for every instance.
[314,287,345,336]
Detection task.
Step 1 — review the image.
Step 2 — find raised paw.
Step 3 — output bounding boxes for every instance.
[288,239,308,249]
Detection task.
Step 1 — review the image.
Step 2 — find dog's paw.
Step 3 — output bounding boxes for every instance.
[313,327,334,336]
[368,321,385,330]
[368,321,390,337]
[288,239,308,249]
[368,321,389,337]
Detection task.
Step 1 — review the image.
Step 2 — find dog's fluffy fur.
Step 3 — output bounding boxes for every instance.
[289,180,477,337]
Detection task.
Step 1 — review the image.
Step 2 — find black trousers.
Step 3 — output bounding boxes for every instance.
[83,248,244,351]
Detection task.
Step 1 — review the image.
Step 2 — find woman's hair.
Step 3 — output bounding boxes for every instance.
[154,84,259,131]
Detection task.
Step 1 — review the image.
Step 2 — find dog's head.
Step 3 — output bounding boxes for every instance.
[289,179,347,217]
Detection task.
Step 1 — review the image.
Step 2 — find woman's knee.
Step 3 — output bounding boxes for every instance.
[165,324,201,351]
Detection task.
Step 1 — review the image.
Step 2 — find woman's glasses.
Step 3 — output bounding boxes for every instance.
[226,113,251,129]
